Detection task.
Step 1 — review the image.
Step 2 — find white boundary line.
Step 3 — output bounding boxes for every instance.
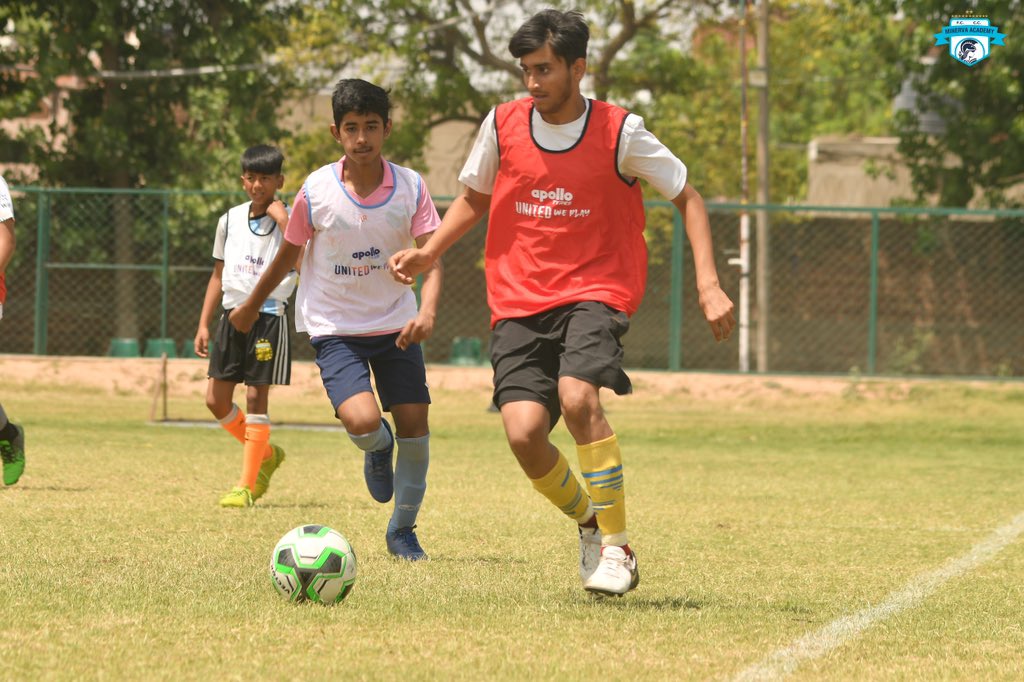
[733,511,1024,682]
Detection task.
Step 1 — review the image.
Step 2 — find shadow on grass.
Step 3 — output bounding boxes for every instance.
[428,555,529,565]
[1,484,89,492]
[257,501,335,509]
[588,594,706,610]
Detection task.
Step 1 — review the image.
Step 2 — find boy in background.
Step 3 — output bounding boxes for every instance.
[0,173,25,486]
[195,145,299,508]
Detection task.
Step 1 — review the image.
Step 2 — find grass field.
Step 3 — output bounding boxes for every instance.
[1,358,1022,681]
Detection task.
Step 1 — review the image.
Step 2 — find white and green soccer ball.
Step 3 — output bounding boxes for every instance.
[270,524,357,604]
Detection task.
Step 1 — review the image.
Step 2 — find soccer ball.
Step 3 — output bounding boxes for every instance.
[270,524,357,604]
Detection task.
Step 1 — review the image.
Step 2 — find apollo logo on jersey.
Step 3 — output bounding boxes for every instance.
[531,187,574,205]
[516,186,592,220]
[351,247,381,260]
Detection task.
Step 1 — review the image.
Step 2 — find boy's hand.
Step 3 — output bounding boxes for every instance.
[388,248,433,285]
[396,313,435,350]
[194,327,211,358]
[229,303,259,334]
[698,284,736,342]
[267,199,288,226]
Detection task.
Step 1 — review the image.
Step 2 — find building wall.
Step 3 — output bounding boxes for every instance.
[806,136,916,207]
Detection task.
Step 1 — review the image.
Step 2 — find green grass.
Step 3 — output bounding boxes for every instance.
[1,371,1023,680]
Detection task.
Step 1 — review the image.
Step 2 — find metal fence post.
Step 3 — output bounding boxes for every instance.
[33,190,51,355]
[867,210,880,375]
[160,192,170,338]
[669,209,684,371]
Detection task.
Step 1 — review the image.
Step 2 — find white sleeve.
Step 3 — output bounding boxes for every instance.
[457,109,499,195]
[211,214,228,261]
[618,114,688,200]
[0,177,13,222]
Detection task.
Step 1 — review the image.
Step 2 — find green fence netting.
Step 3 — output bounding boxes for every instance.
[1,187,1021,377]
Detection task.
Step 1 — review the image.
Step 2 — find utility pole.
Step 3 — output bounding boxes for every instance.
[733,0,752,373]
[755,0,771,372]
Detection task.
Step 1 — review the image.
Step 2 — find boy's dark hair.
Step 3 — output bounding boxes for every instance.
[332,79,391,128]
[508,9,589,65]
[241,145,284,175]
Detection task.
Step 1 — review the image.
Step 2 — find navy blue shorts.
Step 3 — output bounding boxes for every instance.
[311,333,431,415]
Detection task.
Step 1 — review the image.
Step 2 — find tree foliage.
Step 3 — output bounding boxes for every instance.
[0,1,295,189]
[867,0,1023,206]
[279,0,725,180]
[281,0,908,205]
[608,1,906,203]
[4,0,1015,208]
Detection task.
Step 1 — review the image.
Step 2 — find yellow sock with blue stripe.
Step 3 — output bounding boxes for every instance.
[578,434,627,547]
[529,449,593,523]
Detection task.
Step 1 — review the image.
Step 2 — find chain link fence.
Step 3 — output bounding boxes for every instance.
[1,186,1022,377]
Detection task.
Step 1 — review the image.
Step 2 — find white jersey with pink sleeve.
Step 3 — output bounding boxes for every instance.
[0,176,13,223]
[0,175,13,321]
[291,159,440,336]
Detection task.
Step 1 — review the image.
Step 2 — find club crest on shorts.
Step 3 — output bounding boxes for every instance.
[934,13,1006,67]
[254,338,273,362]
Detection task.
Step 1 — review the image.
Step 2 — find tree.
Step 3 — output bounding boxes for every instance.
[608,1,906,204]
[279,0,725,176]
[868,0,1023,207]
[0,1,299,337]
[0,1,295,189]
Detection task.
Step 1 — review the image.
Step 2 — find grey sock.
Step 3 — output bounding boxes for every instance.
[389,435,429,532]
[347,419,392,453]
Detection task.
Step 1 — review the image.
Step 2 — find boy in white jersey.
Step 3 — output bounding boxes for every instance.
[230,80,443,560]
[0,174,26,486]
[195,145,299,508]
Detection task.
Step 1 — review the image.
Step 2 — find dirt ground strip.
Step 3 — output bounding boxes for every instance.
[0,354,951,404]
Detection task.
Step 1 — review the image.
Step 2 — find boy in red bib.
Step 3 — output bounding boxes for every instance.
[390,10,735,595]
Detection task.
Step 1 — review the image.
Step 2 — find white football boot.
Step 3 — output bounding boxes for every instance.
[583,545,639,596]
[578,525,602,583]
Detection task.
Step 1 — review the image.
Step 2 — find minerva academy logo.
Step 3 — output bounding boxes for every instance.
[934,13,1006,67]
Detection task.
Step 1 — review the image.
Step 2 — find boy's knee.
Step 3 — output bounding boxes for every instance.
[341,410,384,440]
[205,394,227,416]
[504,423,546,457]
[559,393,599,423]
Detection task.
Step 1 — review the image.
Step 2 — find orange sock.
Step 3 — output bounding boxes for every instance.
[220,404,272,460]
[239,415,271,490]
[218,404,246,445]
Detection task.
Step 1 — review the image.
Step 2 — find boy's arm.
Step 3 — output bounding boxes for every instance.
[194,261,225,358]
[389,186,490,284]
[395,231,444,350]
[672,183,735,342]
[267,199,288,231]
[0,217,15,274]
[228,240,302,333]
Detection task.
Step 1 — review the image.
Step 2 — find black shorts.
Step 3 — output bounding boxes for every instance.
[208,310,291,386]
[490,301,632,429]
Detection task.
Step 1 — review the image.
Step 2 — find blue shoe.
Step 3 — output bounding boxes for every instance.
[386,525,428,561]
[364,419,394,503]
